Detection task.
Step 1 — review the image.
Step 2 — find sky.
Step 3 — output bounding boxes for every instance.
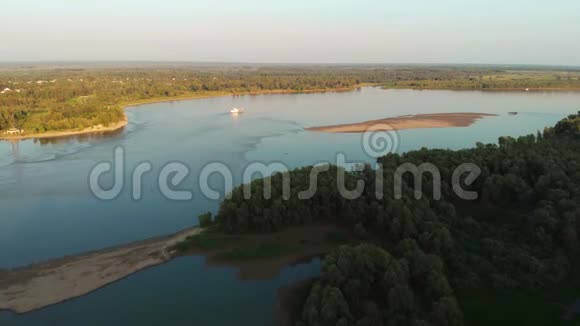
[1,0,579,65]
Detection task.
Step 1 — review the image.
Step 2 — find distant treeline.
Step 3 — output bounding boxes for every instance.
[1,66,579,133]
[214,113,580,325]
[382,70,580,90]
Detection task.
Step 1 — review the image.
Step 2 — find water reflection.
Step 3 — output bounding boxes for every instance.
[0,256,323,326]
[31,127,125,146]
[9,141,20,160]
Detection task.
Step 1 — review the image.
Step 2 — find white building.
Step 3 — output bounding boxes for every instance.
[4,128,23,135]
[0,88,11,94]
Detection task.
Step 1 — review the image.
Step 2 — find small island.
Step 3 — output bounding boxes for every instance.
[305,112,497,133]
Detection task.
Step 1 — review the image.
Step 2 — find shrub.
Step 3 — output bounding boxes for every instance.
[198,212,213,228]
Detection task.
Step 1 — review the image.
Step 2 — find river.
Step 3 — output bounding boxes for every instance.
[1,87,579,325]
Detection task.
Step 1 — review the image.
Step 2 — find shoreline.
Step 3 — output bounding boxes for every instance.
[0,85,365,141]
[305,112,498,133]
[0,227,202,314]
[122,85,367,109]
[383,86,580,92]
[174,225,343,281]
[2,84,576,141]
[0,224,347,315]
[0,119,128,141]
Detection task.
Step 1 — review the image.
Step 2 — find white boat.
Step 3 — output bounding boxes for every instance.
[230,107,244,114]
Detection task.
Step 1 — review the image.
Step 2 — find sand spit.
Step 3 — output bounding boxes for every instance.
[305,112,497,133]
[0,227,201,314]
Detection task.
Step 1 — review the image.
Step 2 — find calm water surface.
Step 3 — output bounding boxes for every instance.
[1,88,579,325]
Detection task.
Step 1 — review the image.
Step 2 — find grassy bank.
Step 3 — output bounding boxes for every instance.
[171,224,354,262]
[170,223,355,282]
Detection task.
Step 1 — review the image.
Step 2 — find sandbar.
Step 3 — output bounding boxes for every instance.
[305,112,497,133]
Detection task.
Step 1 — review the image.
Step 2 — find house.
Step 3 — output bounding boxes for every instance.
[0,88,11,94]
[4,128,23,135]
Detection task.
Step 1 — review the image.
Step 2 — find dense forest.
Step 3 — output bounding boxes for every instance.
[1,64,579,134]
[212,112,580,325]
[0,66,358,133]
[383,74,580,90]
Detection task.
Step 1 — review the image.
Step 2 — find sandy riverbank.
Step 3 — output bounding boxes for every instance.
[0,224,344,315]
[305,112,497,133]
[0,227,201,314]
[0,119,128,141]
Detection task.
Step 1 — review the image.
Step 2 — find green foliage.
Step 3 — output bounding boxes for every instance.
[324,231,350,245]
[459,260,580,325]
[382,70,580,90]
[171,228,234,252]
[212,113,580,324]
[2,66,579,135]
[298,244,461,326]
[0,66,365,134]
[198,212,213,228]
[215,242,289,260]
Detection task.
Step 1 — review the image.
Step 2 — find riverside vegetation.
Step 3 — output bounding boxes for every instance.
[1,64,580,135]
[177,112,580,325]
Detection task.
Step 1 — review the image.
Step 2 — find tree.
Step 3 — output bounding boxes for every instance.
[198,212,213,228]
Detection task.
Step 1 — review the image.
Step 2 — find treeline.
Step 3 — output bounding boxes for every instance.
[2,66,579,133]
[300,243,462,326]
[0,67,362,133]
[383,71,580,90]
[214,112,580,325]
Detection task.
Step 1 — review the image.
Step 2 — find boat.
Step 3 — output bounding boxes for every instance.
[230,107,244,114]
[508,111,518,115]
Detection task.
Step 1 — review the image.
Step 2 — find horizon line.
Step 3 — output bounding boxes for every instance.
[0,61,579,70]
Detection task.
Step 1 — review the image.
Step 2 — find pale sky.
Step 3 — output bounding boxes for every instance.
[1,0,579,65]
